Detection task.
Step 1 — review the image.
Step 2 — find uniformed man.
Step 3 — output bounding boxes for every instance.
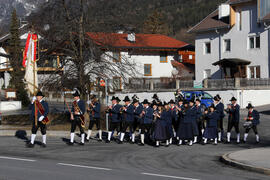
[106,96,122,143]
[139,99,154,146]
[169,99,178,140]
[68,89,86,145]
[214,95,225,142]
[119,96,135,144]
[243,103,260,143]
[28,91,49,148]
[195,99,205,139]
[225,97,240,143]
[190,99,199,143]
[86,95,102,142]
[133,98,143,136]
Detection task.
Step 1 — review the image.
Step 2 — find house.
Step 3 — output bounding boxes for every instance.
[189,0,270,82]
[0,24,63,89]
[86,32,194,90]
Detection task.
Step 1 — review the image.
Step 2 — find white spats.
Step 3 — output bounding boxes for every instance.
[218,132,222,141]
[141,134,145,144]
[30,134,36,144]
[87,130,92,140]
[42,135,46,144]
[193,136,197,143]
[204,138,207,144]
[81,133,85,143]
[70,133,75,143]
[227,132,231,142]
[108,132,112,141]
[256,134,260,142]
[237,133,240,143]
[131,133,135,142]
[179,140,182,145]
[244,133,248,141]
[156,141,160,146]
[120,133,125,142]
[214,138,217,144]
[169,138,172,144]
[99,130,102,140]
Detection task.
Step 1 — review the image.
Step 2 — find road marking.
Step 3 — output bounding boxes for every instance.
[0,156,36,162]
[57,163,112,171]
[141,172,200,180]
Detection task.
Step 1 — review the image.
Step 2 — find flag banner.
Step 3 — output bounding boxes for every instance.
[23,33,38,94]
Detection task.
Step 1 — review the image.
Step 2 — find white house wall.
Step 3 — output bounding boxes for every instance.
[195,4,269,81]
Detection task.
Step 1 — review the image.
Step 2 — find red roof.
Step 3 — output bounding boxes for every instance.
[86,32,188,50]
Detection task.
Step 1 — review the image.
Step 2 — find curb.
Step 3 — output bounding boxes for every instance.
[220,153,270,176]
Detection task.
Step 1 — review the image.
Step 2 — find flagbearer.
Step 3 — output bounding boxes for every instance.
[28,91,49,148]
[68,89,86,145]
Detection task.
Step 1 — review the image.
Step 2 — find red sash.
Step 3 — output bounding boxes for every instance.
[35,100,49,124]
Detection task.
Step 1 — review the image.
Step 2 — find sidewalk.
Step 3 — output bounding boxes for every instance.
[220,148,270,175]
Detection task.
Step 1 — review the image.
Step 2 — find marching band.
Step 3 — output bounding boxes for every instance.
[27,89,261,148]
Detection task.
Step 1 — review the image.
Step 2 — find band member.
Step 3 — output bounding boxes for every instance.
[214,95,225,142]
[152,94,160,102]
[169,99,178,139]
[133,99,143,134]
[177,100,195,146]
[86,95,102,142]
[153,103,170,147]
[106,96,122,143]
[68,90,86,145]
[243,103,260,143]
[174,89,184,104]
[139,99,154,146]
[190,99,199,143]
[120,96,135,144]
[203,104,219,145]
[225,97,240,144]
[195,99,205,139]
[28,91,49,148]
[164,101,173,146]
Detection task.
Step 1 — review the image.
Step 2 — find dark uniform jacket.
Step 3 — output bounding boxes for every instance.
[247,110,260,125]
[165,110,172,125]
[30,100,49,120]
[71,99,86,115]
[195,104,204,122]
[216,102,225,120]
[142,106,154,124]
[123,104,135,122]
[183,107,196,123]
[227,104,240,122]
[170,106,177,122]
[205,111,219,127]
[109,104,122,123]
[92,102,101,118]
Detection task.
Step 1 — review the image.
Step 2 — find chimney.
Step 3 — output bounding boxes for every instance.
[127,32,135,42]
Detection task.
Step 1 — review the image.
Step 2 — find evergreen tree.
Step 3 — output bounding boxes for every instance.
[8,9,30,107]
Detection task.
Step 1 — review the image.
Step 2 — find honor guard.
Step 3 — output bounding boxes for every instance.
[214,95,225,142]
[120,96,135,144]
[203,104,219,145]
[243,103,260,143]
[225,97,240,144]
[106,96,122,143]
[86,95,102,142]
[28,91,49,148]
[68,90,86,145]
[139,99,154,146]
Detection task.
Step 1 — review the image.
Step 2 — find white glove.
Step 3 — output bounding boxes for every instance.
[39,116,44,122]
[32,96,37,103]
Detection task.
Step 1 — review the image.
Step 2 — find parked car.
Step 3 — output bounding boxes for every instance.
[182,91,214,108]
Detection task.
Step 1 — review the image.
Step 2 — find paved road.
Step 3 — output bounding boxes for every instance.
[0,105,270,180]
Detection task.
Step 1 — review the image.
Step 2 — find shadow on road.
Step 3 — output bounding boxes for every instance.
[259,110,270,115]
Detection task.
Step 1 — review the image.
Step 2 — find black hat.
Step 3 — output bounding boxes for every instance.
[213,96,219,101]
[142,99,150,104]
[189,97,195,103]
[169,99,175,104]
[132,99,139,104]
[36,91,44,97]
[132,94,139,101]
[230,97,237,101]
[123,96,131,102]
[116,97,121,102]
[216,94,221,100]
[152,100,158,106]
[195,98,201,102]
[246,103,254,109]
[152,94,159,100]
[72,91,80,97]
[158,102,163,106]
[163,101,169,106]
[111,96,117,101]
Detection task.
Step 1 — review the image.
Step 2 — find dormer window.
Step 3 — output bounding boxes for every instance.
[160,51,167,63]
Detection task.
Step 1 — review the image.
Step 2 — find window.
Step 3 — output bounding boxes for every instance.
[224,39,231,52]
[179,55,183,62]
[189,55,193,59]
[112,51,121,62]
[203,69,211,79]
[204,42,211,54]
[248,66,260,78]
[144,64,152,76]
[201,92,212,99]
[237,11,242,31]
[249,35,260,49]
[112,77,122,90]
[160,51,167,63]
